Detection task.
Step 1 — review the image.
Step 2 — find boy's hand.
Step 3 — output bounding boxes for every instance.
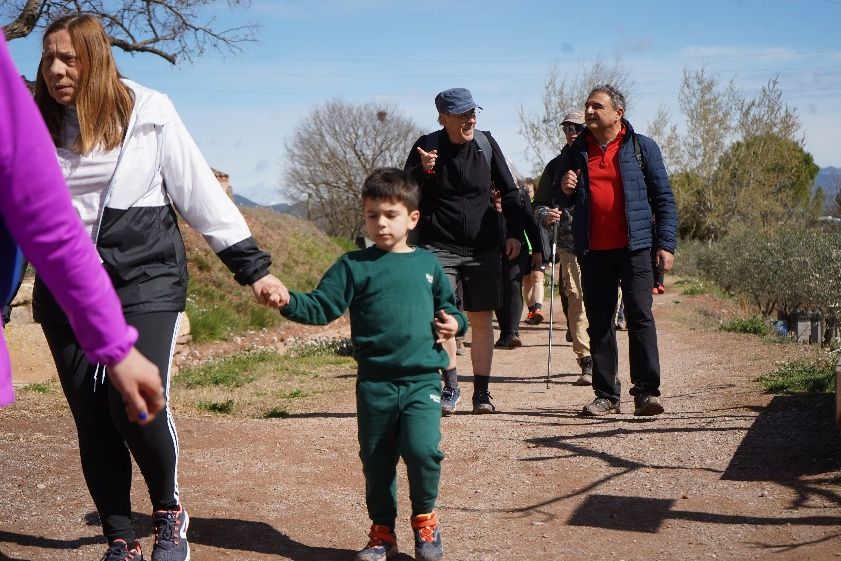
[252,274,290,308]
[434,310,459,343]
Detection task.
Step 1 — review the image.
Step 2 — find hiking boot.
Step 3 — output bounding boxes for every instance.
[355,525,398,561]
[411,512,444,561]
[494,335,522,349]
[455,337,467,356]
[100,539,144,561]
[582,397,620,416]
[524,310,536,325]
[472,390,495,414]
[574,356,593,386]
[654,282,665,295]
[634,394,664,416]
[152,505,189,561]
[532,308,544,324]
[440,385,461,417]
[565,330,573,342]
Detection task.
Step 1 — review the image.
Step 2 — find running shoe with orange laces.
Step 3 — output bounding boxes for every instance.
[355,524,398,561]
[411,511,444,561]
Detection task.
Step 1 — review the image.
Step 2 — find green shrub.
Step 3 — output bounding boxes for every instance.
[197,399,235,414]
[24,382,51,394]
[757,354,836,393]
[696,226,841,321]
[720,316,771,336]
[263,407,291,419]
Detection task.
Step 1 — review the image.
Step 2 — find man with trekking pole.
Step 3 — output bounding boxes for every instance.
[557,84,678,417]
[533,111,593,387]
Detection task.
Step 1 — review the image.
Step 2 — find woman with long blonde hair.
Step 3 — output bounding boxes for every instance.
[34,14,288,561]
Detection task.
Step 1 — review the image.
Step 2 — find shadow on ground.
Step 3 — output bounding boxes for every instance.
[521,392,841,545]
[2,513,419,561]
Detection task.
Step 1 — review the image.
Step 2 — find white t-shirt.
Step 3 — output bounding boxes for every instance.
[57,107,121,241]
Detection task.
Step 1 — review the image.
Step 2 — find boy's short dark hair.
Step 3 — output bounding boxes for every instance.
[362,168,420,212]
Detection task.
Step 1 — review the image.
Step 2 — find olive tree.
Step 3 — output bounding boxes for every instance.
[283,100,423,240]
[2,0,256,64]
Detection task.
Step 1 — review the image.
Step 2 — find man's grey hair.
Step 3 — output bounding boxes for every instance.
[588,84,626,112]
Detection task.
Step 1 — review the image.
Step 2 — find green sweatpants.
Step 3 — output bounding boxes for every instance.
[356,376,444,529]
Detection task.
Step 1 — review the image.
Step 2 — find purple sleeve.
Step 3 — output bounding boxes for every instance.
[0,34,137,402]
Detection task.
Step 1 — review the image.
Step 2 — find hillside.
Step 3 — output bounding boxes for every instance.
[181,207,344,342]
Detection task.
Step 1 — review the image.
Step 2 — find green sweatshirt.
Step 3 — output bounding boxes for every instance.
[281,246,468,380]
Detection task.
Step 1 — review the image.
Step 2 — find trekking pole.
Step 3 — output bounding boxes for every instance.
[546,219,559,389]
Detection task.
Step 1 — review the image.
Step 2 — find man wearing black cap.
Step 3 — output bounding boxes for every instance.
[533,110,593,386]
[405,87,523,415]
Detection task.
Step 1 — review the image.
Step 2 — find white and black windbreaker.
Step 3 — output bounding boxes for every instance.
[35,80,271,322]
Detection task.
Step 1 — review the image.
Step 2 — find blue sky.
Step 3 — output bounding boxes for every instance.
[8,0,841,204]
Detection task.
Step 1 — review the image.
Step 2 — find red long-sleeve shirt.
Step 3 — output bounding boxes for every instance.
[586,127,629,250]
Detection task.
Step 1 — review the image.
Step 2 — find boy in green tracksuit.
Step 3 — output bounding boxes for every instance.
[273,168,467,561]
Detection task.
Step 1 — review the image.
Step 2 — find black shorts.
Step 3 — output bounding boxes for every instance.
[422,245,501,312]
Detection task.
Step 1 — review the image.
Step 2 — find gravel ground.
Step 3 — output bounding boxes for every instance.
[1,280,840,561]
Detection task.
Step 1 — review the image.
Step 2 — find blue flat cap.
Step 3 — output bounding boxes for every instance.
[434,88,482,114]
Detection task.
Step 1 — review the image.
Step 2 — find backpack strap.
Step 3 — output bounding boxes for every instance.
[632,133,648,182]
[472,130,493,170]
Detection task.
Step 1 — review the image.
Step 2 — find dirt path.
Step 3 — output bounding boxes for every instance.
[1,283,840,561]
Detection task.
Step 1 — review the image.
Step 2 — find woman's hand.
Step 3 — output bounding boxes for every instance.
[108,347,163,425]
[252,274,290,308]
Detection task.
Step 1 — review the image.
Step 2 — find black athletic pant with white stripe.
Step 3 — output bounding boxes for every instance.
[42,311,181,544]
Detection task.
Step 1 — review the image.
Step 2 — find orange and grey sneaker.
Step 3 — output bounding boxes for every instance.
[355,524,398,561]
[100,539,144,561]
[151,504,189,561]
[411,512,444,561]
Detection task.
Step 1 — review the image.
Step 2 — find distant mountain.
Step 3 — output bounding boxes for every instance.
[233,194,307,219]
[233,194,262,208]
[813,166,841,210]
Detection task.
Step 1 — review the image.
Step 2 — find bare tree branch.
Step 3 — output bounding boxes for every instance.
[284,100,423,239]
[1,0,257,64]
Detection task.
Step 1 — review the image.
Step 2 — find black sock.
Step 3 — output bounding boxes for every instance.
[474,375,490,394]
[443,368,458,388]
[527,305,535,313]
[534,303,542,310]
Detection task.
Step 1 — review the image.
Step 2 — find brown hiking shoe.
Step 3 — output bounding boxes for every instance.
[634,394,664,416]
[582,397,620,416]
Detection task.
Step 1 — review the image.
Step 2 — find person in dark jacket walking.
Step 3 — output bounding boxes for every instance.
[533,111,593,385]
[405,88,522,416]
[493,180,544,349]
[558,84,677,417]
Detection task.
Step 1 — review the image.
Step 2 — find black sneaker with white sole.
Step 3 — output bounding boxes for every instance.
[472,390,495,414]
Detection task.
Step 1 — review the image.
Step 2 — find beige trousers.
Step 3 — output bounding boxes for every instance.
[558,250,590,359]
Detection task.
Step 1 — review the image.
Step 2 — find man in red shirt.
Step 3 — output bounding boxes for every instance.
[559,84,678,417]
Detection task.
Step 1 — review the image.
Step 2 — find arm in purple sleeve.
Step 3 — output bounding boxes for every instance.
[0,35,137,372]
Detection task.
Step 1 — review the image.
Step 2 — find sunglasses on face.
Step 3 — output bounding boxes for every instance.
[562,123,585,135]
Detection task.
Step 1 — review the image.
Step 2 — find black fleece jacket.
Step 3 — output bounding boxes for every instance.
[405,129,523,256]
